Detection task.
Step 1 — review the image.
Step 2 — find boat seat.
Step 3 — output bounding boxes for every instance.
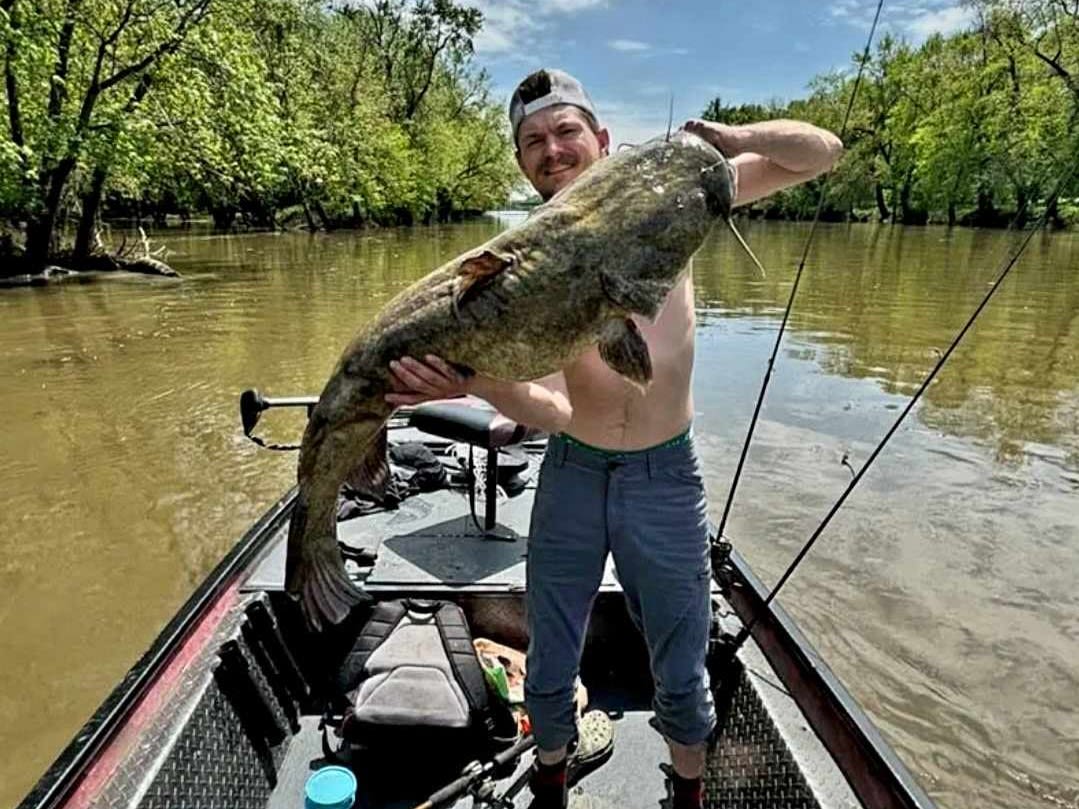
[408,399,543,532]
[408,399,540,450]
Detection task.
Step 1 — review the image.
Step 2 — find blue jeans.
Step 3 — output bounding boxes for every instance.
[524,433,716,751]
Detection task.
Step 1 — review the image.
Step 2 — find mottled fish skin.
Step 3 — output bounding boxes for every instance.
[285,130,735,630]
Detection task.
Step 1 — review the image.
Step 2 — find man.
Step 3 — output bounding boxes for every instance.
[386,69,842,809]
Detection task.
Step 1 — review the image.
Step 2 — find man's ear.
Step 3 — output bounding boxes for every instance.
[597,127,611,157]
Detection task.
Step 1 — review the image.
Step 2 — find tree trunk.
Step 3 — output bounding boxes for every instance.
[899,175,913,223]
[973,189,997,227]
[211,206,236,230]
[301,201,318,232]
[947,200,957,227]
[1046,196,1065,229]
[875,183,890,221]
[24,158,77,270]
[74,165,109,260]
[1014,184,1029,228]
[312,200,334,232]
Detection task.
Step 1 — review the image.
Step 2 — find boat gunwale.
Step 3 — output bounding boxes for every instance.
[725,546,936,809]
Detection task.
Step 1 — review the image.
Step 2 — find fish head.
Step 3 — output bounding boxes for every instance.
[666,129,735,219]
[700,158,735,219]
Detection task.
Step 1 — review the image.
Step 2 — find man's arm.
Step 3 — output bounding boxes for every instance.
[386,355,572,434]
[683,119,843,207]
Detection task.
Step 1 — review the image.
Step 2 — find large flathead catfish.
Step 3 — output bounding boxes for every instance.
[287,130,737,629]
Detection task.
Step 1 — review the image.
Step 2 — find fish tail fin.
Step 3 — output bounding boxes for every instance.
[286,416,387,631]
[725,217,767,279]
[285,501,370,632]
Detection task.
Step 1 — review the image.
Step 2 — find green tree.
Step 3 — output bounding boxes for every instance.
[2,0,211,269]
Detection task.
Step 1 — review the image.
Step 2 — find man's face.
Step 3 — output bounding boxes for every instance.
[516,105,610,200]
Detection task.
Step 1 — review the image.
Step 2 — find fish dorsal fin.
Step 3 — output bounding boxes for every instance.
[454,249,514,314]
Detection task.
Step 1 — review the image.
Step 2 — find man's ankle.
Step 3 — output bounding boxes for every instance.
[529,757,569,809]
[669,770,703,809]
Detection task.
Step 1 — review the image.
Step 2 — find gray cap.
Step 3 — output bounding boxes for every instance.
[509,69,598,142]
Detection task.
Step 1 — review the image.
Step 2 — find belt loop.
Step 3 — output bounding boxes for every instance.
[556,436,568,467]
[646,450,654,480]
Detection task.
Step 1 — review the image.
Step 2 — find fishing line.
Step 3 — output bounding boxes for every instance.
[726,139,1079,652]
[715,0,887,541]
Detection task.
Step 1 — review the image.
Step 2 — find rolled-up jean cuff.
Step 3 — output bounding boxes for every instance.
[524,686,578,751]
[654,711,716,747]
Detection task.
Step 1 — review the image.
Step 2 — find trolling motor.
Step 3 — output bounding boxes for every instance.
[239,388,318,450]
[239,388,539,537]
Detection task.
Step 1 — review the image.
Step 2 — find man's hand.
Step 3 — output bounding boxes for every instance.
[683,119,746,157]
[681,117,843,207]
[386,355,473,406]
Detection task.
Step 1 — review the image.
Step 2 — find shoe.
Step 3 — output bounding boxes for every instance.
[528,711,615,809]
[566,711,614,786]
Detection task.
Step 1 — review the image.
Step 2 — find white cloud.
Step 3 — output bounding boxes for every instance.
[829,0,857,18]
[608,38,651,52]
[906,6,976,37]
[826,0,975,40]
[539,0,607,10]
[467,2,540,54]
[464,0,607,55]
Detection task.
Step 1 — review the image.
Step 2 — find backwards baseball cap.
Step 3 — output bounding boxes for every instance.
[508,69,598,142]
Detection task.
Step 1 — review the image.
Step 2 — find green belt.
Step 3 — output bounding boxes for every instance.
[557,427,692,458]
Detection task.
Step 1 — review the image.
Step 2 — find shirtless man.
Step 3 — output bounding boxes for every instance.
[386,69,842,809]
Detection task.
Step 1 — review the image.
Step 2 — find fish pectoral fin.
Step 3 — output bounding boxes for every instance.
[454,249,514,314]
[344,425,392,503]
[599,270,664,319]
[598,318,653,389]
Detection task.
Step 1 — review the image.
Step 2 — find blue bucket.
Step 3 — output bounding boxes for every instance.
[304,765,357,809]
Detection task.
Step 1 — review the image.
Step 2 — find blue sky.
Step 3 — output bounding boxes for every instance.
[465,0,977,145]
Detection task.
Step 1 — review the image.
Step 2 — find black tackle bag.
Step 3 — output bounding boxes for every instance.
[329,599,517,766]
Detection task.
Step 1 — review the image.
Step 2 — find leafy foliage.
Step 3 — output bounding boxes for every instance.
[0,0,518,271]
[702,1,1078,226]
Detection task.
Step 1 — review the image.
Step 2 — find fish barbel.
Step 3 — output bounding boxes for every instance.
[287,129,740,629]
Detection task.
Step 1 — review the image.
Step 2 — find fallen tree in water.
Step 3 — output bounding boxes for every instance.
[0,231,180,288]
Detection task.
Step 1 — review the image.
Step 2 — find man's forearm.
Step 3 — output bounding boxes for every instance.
[729,120,842,175]
[470,375,572,435]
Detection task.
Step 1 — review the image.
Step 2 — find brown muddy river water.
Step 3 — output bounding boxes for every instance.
[1,219,1076,809]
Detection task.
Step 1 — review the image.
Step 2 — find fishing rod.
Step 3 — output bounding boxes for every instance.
[722,137,1079,654]
[715,0,887,541]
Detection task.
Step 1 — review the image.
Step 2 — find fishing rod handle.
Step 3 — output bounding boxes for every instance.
[419,733,536,809]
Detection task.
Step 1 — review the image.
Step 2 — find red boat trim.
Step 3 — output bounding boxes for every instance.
[18,487,296,809]
[65,584,241,809]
